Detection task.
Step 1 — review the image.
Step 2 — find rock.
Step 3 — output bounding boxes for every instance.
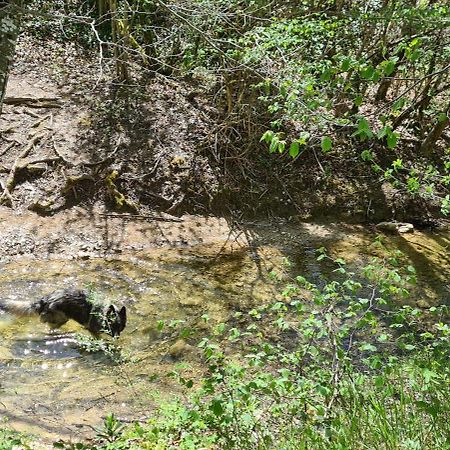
[168,339,192,359]
[416,299,430,309]
[76,251,90,260]
[376,222,414,234]
[179,296,202,306]
[397,224,414,233]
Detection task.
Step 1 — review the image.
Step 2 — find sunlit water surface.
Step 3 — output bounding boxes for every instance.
[0,224,448,440]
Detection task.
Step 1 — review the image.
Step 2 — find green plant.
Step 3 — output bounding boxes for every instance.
[75,334,127,364]
[96,414,125,443]
[62,248,450,449]
[0,427,30,450]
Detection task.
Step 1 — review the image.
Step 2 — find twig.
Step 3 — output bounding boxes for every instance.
[3,96,61,105]
[274,173,303,215]
[99,212,183,222]
[31,113,52,128]
[312,147,326,174]
[22,109,42,118]
[24,156,61,166]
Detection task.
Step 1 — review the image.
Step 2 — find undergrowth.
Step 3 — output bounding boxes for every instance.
[0,427,30,450]
[54,246,450,450]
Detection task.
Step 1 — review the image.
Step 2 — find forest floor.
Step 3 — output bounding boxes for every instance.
[0,34,448,231]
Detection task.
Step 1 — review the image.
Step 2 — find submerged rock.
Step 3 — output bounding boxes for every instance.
[168,339,193,359]
[376,222,414,234]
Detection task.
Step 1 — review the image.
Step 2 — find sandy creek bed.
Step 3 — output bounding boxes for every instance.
[0,207,448,443]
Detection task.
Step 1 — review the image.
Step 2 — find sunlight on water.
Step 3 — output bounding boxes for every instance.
[0,227,448,440]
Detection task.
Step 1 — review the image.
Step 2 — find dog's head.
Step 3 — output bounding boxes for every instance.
[105,304,127,337]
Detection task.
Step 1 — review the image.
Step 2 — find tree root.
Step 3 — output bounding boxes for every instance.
[0,133,50,206]
[0,141,16,158]
[99,212,183,222]
[61,174,95,194]
[4,97,62,108]
[104,169,138,212]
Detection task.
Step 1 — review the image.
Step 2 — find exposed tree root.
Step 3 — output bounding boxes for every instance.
[105,169,138,212]
[4,96,62,108]
[61,173,95,194]
[0,133,50,205]
[0,141,16,158]
[99,212,183,222]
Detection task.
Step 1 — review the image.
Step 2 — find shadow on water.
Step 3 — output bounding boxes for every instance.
[0,223,448,440]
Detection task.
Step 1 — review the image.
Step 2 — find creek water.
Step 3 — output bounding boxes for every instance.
[0,222,448,441]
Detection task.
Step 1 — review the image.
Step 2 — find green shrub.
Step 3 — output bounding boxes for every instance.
[65,249,450,449]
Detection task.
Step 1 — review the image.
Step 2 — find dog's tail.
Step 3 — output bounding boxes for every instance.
[0,299,39,316]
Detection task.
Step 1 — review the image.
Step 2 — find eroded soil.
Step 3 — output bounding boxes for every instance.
[3,35,446,223]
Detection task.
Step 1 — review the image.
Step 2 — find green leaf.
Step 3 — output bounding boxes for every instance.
[392,158,403,170]
[320,68,332,81]
[298,131,310,145]
[211,399,224,416]
[408,49,421,61]
[321,136,332,153]
[360,343,377,352]
[260,130,274,143]
[289,141,300,158]
[361,65,375,80]
[392,97,406,111]
[358,118,370,132]
[353,118,373,140]
[372,70,381,82]
[360,149,373,161]
[341,58,351,71]
[382,59,396,76]
[403,344,416,351]
[354,95,363,107]
[438,112,448,123]
[377,126,389,139]
[269,136,279,153]
[387,132,398,149]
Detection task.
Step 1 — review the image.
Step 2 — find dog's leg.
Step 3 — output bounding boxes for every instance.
[39,311,68,329]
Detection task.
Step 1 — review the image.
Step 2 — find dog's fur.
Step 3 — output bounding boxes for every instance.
[0,288,127,337]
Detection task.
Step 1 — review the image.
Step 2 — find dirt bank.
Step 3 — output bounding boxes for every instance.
[2,35,446,224]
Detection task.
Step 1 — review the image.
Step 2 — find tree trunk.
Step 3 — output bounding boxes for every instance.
[420,105,450,157]
[109,0,129,82]
[0,1,22,115]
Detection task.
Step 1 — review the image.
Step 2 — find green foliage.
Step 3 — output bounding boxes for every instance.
[0,427,30,450]
[63,249,450,449]
[245,2,450,213]
[75,334,127,363]
[96,414,126,443]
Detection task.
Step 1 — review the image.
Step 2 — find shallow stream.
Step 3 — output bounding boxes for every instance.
[0,222,448,441]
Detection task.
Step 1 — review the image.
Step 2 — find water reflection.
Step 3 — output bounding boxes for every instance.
[0,227,448,440]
